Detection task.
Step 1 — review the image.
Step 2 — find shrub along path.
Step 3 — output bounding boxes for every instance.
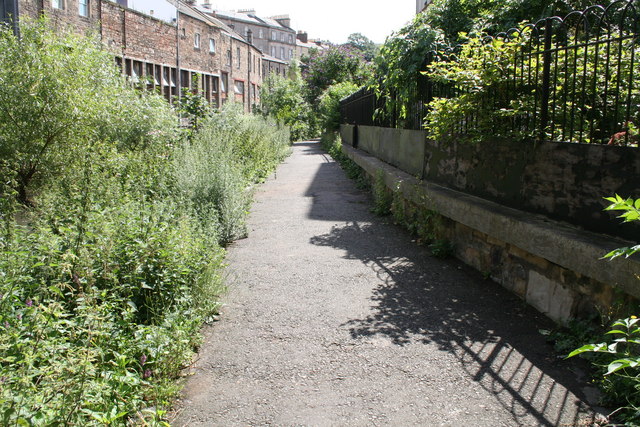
[173,141,602,426]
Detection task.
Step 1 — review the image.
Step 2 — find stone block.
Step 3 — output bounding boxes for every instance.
[526,271,577,323]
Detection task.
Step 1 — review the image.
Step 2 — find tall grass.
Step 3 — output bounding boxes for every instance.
[0,20,289,424]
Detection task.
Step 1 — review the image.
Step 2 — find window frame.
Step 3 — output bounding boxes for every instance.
[209,38,216,53]
[194,33,201,49]
[234,80,245,95]
[78,0,89,17]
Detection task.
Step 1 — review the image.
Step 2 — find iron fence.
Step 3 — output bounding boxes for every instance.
[340,0,640,145]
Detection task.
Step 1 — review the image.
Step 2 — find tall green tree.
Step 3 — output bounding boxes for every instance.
[302,45,370,106]
[346,32,378,61]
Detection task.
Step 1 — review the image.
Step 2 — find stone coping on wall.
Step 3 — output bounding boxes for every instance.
[342,143,640,301]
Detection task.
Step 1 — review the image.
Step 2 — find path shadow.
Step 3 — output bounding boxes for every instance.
[310,220,600,426]
[299,142,372,223]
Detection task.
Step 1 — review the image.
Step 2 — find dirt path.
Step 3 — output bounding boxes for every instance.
[173,141,601,426]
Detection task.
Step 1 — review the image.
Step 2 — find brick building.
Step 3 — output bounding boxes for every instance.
[7,0,276,112]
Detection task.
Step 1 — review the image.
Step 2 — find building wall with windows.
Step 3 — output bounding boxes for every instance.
[15,0,264,111]
[18,0,101,34]
[262,55,287,78]
[210,9,296,63]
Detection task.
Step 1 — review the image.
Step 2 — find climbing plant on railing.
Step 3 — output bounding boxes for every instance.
[368,13,445,127]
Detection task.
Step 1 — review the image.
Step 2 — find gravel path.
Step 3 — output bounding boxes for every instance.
[173,141,601,426]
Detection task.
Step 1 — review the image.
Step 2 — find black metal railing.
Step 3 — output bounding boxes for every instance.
[340,0,640,145]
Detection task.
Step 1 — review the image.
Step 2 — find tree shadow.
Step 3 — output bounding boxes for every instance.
[310,221,600,426]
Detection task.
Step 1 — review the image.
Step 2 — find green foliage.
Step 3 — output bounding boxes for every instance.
[258,73,315,141]
[370,14,445,126]
[424,31,532,142]
[424,24,638,144]
[568,316,640,423]
[0,19,175,205]
[318,82,360,133]
[173,104,290,244]
[372,170,392,216]
[345,33,378,62]
[540,313,603,356]
[429,239,455,258]
[303,45,371,107]
[421,0,606,44]
[178,88,212,138]
[603,195,640,260]
[568,195,640,423]
[0,20,288,424]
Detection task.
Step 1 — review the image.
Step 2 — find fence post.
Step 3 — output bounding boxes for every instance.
[539,19,553,142]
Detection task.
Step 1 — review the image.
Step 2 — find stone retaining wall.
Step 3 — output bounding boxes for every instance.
[341,125,640,241]
[340,137,640,323]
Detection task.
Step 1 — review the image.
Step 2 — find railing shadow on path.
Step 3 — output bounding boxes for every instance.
[310,220,601,426]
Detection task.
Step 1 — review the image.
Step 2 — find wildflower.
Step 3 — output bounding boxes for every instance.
[632,315,638,319]
[140,354,147,366]
[16,313,21,321]
[4,321,9,328]
[143,369,152,379]
[25,298,33,307]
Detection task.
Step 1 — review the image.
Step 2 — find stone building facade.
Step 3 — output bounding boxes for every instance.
[208,8,297,64]
[10,0,281,112]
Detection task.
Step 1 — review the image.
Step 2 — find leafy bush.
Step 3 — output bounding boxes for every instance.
[258,72,315,142]
[0,20,288,424]
[567,195,640,424]
[369,14,445,127]
[302,45,370,107]
[173,104,290,245]
[424,32,530,143]
[0,19,176,205]
[318,82,360,133]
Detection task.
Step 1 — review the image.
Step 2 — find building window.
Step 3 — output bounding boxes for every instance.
[271,31,276,40]
[78,0,89,16]
[52,0,64,9]
[226,49,231,66]
[259,29,263,39]
[209,38,215,53]
[236,47,241,68]
[288,34,293,44]
[234,80,244,95]
[280,33,284,42]
[289,49,293,59]
[221,73,228,93]
[194,33,200,49]
[280,47,285,59]
[270,46,276,57]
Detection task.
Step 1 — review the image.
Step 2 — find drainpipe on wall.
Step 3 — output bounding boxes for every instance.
[7,0,20,36]
[247,30,252,112]
[176,7,181,102]
[97,0,102,41]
